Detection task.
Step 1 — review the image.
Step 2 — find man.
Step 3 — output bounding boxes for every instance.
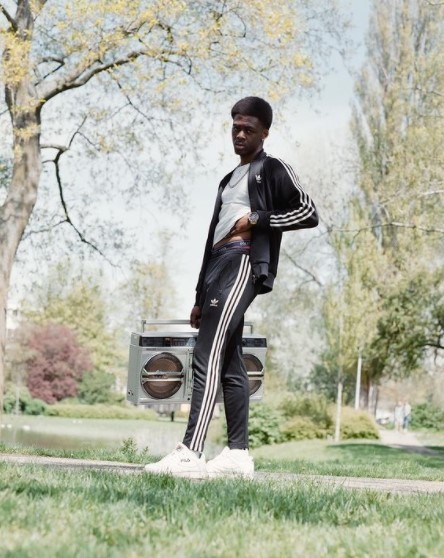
[403,400,412,432]
[145,96,318,478]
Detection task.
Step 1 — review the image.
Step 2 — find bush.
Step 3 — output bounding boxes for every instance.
[247,395,379,449]
[334,407,379,440]
[279,393,333,430]
[2,383,48,416]
[410,403,444,431]
[248,404,284,449]
[281,416,327,441]
[23,398,48,416]
[78,370,123,405]
[45,403,157,420]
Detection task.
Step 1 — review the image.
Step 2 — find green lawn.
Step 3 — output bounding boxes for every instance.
[1,462,444,558]
[2,435,444,481]
[1,438,444,557]
[252,439,444,481]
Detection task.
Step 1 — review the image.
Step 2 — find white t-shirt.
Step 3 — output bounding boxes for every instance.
[213,164,251,246]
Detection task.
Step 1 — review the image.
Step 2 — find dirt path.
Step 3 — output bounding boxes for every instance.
[1,452,444,495]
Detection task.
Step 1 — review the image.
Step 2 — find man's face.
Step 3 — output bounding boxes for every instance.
[232,114,269,161]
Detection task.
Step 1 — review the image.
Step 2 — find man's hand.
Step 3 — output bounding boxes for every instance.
[190,305,202,329]
[229,213,252,236]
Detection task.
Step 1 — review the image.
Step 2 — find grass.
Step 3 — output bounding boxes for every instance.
[2,435,444,481]
[1,437,444,557]
[1,463,444,558]
[252,439,444,482]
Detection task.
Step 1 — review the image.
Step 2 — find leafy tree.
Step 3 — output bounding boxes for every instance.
[23,262,121,375]
[25,323,92,403]
[347,0,444,381]
[352,0,444,252]
[315,0,444,403]
[78,369,122,405]
[0,0,347,415]
[371,271,444,376]
[118,258,177,329]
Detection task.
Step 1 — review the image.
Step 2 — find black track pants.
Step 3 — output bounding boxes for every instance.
[183,248,257,453]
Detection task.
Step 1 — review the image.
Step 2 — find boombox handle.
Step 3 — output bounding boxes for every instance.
[141,319,254,334]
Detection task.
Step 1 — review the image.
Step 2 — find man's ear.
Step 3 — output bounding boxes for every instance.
[262,129,269,141]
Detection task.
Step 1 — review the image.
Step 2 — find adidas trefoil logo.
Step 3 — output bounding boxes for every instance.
[210,298,219,307]
[255,174,262,183]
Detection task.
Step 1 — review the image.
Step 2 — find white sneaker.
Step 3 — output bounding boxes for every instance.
[206,447,254,479]
[144,443,208,479]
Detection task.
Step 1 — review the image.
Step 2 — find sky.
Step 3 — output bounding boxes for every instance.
[130,0,372,318]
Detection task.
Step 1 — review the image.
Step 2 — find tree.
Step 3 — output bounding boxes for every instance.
[25,323,92,403]
[352,0,444,253]
[0,0,348,414]
[335,0,444,394]
[118,259,177,329]
[22,262,121,375]
[371,270,444,376]
[78,369,120,405]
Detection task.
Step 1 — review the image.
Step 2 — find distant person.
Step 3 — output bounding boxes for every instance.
[403,401,412,432]
[144,96,318,478]
[394,401,404,432]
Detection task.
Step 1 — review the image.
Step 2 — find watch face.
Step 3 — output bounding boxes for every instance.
[249,212,259,224]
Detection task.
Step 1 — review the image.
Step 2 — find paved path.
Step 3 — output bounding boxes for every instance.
[1,453,444,495]
[378,428,442,456]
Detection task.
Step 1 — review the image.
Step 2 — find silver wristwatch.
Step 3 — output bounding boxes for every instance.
[248,211,259,225]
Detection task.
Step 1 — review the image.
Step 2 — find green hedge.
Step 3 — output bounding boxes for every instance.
[248,393,379,448]
[410,403,444,431]
[336,406,379,440]
[45,403,157,420]
[2,384,48,416]
[280,394,333,430]
[281,416,327,441]
[248,404,285,448]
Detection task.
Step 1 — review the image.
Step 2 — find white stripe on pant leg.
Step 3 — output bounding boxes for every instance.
[191,255,251,451]
[194,257,250,450]
[193,256,251,451]
[191,256,250,451]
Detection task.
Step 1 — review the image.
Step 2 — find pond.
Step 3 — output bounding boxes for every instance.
[0,414,223,457]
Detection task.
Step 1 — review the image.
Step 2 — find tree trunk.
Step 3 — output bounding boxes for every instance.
[0,1,41,425]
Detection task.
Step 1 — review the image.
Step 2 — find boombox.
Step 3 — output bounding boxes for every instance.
[127,319,267,405]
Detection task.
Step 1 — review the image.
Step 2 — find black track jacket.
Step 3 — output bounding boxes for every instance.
[194,150,318,306]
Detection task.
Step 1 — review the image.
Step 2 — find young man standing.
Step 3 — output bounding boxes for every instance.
[145,97,318,478]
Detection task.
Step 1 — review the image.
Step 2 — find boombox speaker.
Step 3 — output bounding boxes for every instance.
[127,319,267,405]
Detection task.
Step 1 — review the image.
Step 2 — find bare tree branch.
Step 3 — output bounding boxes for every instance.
[0,3,17,30]
[41,143,69,152]
[43,118,117,266]
[38,48,150,102]
[335,222,444,236]
[282,248,323,287]
[22,219,67,240]
[419,190,444,197]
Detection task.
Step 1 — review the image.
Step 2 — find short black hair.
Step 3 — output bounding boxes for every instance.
[231,96,273,129]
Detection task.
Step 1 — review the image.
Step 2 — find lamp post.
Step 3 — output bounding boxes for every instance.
[355,351,362,410]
